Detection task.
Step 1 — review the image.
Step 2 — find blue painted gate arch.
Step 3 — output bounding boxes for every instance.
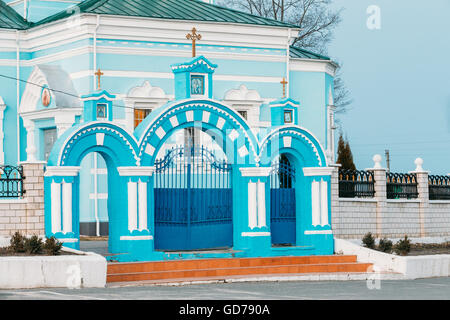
[44,122,143,254]
[43,99,334,261]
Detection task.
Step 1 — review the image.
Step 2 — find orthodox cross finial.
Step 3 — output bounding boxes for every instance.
[186,27,202,57]
[95,68,104,91]
[280,77,288,98]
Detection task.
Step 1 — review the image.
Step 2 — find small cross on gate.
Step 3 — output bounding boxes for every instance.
[280,77,288,98]
[186,27,202,57]
[95,68,104,91]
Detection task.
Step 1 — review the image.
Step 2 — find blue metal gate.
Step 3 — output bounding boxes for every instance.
[154,145,233,251]
[270,156,296,245]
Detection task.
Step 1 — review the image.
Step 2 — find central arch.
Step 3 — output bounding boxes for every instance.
[135,99,259,166]
[135,99,259,251]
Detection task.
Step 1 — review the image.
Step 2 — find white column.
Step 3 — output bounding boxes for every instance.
[0,101,5,164]
[127,181,138,232]
[138,180,148,231]
[51,181,62,233]
[62,181,73,233]
[248,181,257,229]
[23,119,37,162]
[257,180,267,228]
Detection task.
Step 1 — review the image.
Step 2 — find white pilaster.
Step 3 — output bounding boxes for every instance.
[257,180,266,228]
[320,179,329,226]
[51,182,62,234]
[62,181,73,233]
[311,180,320,226]
[248,181,257,229]
[138,180,148,231]
[127,181,138,232]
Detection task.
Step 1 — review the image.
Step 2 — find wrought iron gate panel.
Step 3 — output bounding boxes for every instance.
[154,145,232,251]
[270,158,296,245]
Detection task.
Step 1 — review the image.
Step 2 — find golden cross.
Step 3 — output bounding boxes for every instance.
[95,68,104,91]
[280,77,288,98]
[186,27,202,57]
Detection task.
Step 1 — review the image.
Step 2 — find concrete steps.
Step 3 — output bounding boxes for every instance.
[107,255,373,284]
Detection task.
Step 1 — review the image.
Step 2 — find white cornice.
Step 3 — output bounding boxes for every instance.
[117,167,156,177]
[240,167,272,177]
[45,166,81,177]
[303,167,334,177]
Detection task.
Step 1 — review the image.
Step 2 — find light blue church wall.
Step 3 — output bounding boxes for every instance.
[289,70,327,147]
[0,67,19,165]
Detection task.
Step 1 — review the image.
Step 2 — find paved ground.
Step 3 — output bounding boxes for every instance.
[1,277,449,300]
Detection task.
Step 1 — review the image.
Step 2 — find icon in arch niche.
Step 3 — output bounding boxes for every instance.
[191,75,205,95]
[41,86,51,107]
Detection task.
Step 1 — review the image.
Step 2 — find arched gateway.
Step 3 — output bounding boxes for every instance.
[44,56,334,261]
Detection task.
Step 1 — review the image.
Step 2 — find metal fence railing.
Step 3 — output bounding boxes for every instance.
[386,172,418,199]
[428,175,450,200]
[338,169,375,198]
[0,165,25,198]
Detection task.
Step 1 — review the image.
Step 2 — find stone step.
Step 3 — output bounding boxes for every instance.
[108,255,358,274]
[107,256,372,283]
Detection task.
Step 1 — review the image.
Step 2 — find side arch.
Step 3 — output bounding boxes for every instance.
[48,122,139,167]
[135,99,259,165]
[258,125,328,168]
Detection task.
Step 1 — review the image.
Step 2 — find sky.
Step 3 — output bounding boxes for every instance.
[328,0,450,174]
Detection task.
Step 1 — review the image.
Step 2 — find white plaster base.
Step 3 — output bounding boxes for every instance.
[335,238,450,279]
[0,247,107,289]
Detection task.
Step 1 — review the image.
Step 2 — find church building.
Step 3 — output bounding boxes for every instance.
[0,0,338,261]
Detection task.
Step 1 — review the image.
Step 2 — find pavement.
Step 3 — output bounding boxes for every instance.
[0,277,449,300]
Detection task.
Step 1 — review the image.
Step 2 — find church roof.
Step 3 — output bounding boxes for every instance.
[290,46,330,61]
[0,0,30,29]
[33,0,299,28]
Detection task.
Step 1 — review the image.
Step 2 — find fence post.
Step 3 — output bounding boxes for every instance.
[410,158,428,237]
[367,155,386,238]
[330,164,341,236]
[21,162,46,236]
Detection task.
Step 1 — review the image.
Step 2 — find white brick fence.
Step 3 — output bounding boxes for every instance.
[331,157,450,239]
[0,162,45,236]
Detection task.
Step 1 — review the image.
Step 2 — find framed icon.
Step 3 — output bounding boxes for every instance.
[284,110,293,123]
[191,75,205,95]
[41,87,51,107]
[97,103,107,119]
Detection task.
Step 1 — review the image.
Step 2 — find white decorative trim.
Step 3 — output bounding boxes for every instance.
[117,166,155,176]
[81,94,115,102]
[224,85,262,102]
[241,232,271,237]
[282,136,292,148]
[96,133,105,146]
[304,230,333,235]
[240,167,271,177]
[45,166,81,177]
[303,167,334,176]
[120,235,153,241]
[238,145,249,158]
